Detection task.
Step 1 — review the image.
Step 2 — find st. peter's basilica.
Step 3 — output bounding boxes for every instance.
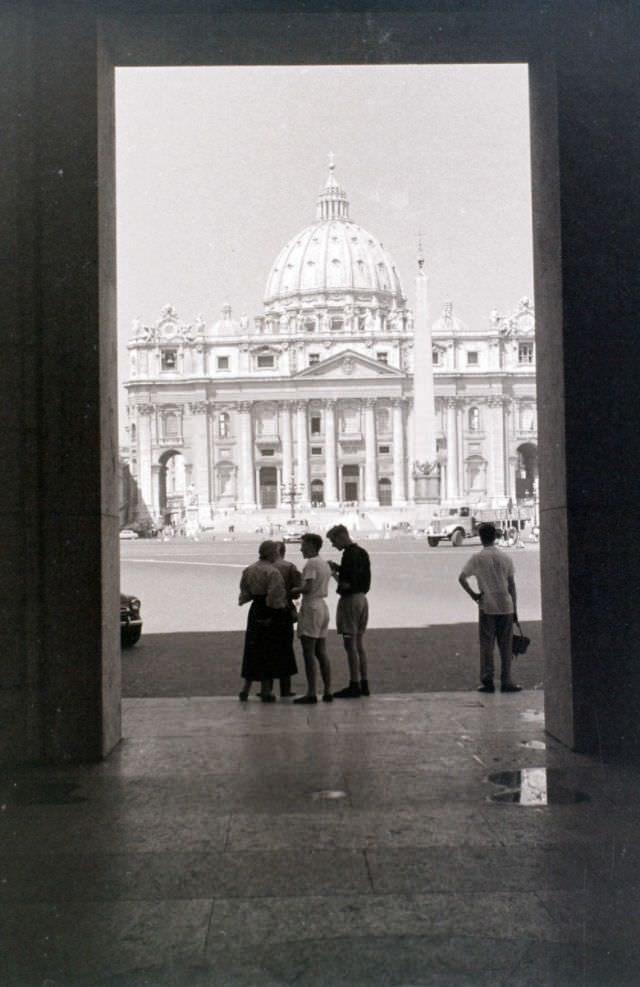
[122,162,537,528]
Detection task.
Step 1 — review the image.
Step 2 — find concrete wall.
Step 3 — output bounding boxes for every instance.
[2,0,639,761]
[1,2,120,762]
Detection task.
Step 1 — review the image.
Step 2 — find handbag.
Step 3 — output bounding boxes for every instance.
[512,620,530,656]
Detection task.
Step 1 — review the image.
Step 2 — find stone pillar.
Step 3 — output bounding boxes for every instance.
[391,398,407,505]
[456,399,465,499]
[295,401,309,504]
[136,404,155,522]
[323,398,338,507]
[487,397,506,502]
[363,398,379,507]
[406,399,415,503]
[446,398,459,501]
[189,400,210,520]
[237,402,255,508]
[0,5,120,762]
[280,400,293,496]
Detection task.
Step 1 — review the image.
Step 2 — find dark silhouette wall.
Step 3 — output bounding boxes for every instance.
[2,0,639,761]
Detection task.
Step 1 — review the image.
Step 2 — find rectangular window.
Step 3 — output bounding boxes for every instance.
[261,448,275,456]
[310,415,322,435]
[217,355,229,370]
[311,446,322,456]
[376,352,388,365]
[257,354,275,368]
[432,349,440,365]
[518,342,534,364]
[467,351,479,366]
[304,319,316,333]
[378,445,390,454]
[331,318,344,332]
[161,349,177,370]
[309,353,320,365]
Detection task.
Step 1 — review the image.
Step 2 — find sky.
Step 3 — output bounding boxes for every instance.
[115,64,533,434]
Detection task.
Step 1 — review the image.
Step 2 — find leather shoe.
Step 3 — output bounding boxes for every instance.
[477,681,495,693]
[293,695,317,704]
[501,683,522,693]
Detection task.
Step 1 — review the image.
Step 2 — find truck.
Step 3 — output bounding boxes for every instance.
[424,505,533,548]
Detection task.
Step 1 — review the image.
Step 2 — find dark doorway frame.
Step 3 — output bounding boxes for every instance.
[15,3,640,762]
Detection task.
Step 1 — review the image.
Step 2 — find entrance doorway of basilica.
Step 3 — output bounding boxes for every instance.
[342,464,360,503]
[158,450,187,525]
[516,442,538,500]
[259,466,278,509]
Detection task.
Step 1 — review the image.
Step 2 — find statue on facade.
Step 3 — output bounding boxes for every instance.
[239,314,249,331]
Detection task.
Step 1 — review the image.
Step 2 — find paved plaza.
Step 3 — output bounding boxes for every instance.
[4,691,640,985]
[121,536,542,696]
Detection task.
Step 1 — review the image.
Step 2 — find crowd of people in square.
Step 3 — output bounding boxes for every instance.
[238,520,520,702]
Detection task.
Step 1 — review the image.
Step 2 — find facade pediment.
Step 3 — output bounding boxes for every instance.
[294,349,405,380]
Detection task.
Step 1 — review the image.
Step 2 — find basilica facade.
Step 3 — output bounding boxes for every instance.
[123,164,537,527]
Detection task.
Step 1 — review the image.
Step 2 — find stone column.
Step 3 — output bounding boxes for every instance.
[237,402,256,508]
[406,399,414,502]
[136,404,155,522]
[363,398,379,507]
[295,401,309,504]
[323,398,338,507]
[391,398,407,505]
[279,400,293,496]
[446,398,459,501]
[456,399,465,499]
[487,397,506,502]
[189,400,210,520]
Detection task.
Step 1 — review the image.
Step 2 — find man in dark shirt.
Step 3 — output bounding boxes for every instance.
[326,524,371,698]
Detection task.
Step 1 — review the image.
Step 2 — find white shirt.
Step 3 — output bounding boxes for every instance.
[461,546,515,615]
[301,556,331,601]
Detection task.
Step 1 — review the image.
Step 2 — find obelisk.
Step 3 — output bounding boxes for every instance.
[412,241,439,502]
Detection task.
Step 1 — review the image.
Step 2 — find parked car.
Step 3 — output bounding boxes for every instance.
[119,528,139,540]
[120,593,143,647]
[391,521,412,531]
[282,518,310,543]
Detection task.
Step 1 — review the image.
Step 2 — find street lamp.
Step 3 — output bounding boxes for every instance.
[281,473,304,520]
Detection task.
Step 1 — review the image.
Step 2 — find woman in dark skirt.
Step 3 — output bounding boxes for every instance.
[238,540,298,701]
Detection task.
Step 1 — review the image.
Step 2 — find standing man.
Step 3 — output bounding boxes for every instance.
[326,524,371,698]
[458,522,521,693]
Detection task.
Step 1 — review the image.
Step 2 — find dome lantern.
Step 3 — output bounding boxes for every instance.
[315,152,350,222]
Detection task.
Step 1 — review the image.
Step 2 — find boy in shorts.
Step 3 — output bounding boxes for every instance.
[294,533,333,704]
[326,524,371,698]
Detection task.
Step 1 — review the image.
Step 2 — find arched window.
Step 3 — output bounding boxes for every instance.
[218,412,230,438]
[468,407,480,431]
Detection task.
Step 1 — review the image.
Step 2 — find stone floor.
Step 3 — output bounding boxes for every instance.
[2,692,640,986]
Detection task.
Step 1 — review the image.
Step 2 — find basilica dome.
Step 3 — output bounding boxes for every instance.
[264,162,405,307]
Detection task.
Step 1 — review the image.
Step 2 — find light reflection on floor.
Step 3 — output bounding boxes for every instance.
[487,768,591,805]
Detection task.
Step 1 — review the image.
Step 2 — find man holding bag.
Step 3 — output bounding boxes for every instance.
[458,522,521,694]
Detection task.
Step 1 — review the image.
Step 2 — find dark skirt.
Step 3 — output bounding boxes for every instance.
[241,596,298,681]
